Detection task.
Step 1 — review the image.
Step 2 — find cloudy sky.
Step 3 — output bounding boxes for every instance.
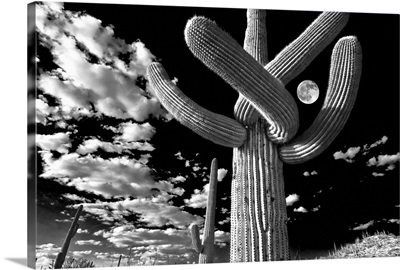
[30,2,399,268]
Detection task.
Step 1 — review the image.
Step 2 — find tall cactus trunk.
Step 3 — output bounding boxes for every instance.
[231,119,289,262]
[230,11,289,261]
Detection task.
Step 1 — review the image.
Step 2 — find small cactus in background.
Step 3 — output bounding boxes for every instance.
[54,205,83,269]
[190,158,218,263]
[148,10,362,262]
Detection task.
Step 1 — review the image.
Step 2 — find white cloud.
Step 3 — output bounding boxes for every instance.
[174,152,184,160]
[352,220,374,230]
[218,217,230,225]
[184,184,210,208]
[77,228,89,234]
[93,230,104,236]
[36,132,71,153]
[303,170,318,177]
[220,207,228,214]
[214,230,231,243]
[75,240,102,246]
[40,153,165,198]
[312,206,320,212]
[293,206,308,213]
[82,198,202,229]
[363,135,389,153]
[36,243,61,257]
[286,194,300,206]
[333,146,361,162]
[62,193,89,202]
[55,218,73,223]
[98,226,192,248]
[372,172,385,177]
[217,168,228,182]
[192,165,201,171]
[367,153,400,167]
[169,175,186,183]
[77,137,155,155]
[117,122,156,142]
[388,219,400,224]
[36,2,168,122]
[72,250,93,257]
[36,243,61,269]
[36,98,57,124]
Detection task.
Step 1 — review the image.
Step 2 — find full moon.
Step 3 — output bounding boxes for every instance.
[297,80,319,104]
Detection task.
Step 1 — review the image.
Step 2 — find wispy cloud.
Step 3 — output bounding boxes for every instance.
[76,138,155,155]
[367,153,400,167]
[362,135,388,154]
[286,194,300,206]
[40,152,186,199]
[36,2,169,122]
[303,170,318,177]
[75,240,102,246]
[96,226,192,249]
[36,132,71,154]
[62,193,90,202]
[169,175,186,183]
[217,168,228,182]
[72,250,93,257]
[117,122,156,142]
[333,146,361,163]
[81,198,202,229]
[77,228,89,234]
[333,136,395,167]
[36,243,61,269]
[184,184,210,208]
[294,206,308,213]
[372,172,385,177]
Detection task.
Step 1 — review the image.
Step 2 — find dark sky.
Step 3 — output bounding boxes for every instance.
[34,2,399,266]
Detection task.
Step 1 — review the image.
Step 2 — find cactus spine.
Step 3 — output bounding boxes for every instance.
[190,158,218,263]
[147,10,362,262]
[54,205,83,269]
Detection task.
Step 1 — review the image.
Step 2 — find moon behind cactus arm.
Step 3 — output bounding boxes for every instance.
[234,12,350,126]
[280,36,362,164]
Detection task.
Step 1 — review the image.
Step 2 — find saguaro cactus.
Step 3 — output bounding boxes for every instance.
[54,205,83,268]
[147,10,362,262]
[190,158,218,263]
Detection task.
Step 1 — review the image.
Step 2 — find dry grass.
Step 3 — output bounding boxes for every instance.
[321,231,400,259]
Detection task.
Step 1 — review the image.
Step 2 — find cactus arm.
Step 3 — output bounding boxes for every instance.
[191,224,204,253]
[147,62,247,148]
[280,36,362,164]
[54,205,83,269]
[235,12,349,126]
[267,12,350,85]
[235,9,268,126]
[184,16,299,144]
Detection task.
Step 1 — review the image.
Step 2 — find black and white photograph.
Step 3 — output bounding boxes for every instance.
[10,0,400,269]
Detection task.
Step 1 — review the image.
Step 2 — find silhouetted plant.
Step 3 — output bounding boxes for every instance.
[148,9,362,262]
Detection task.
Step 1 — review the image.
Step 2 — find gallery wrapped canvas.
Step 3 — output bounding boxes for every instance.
[28,1,399,269]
